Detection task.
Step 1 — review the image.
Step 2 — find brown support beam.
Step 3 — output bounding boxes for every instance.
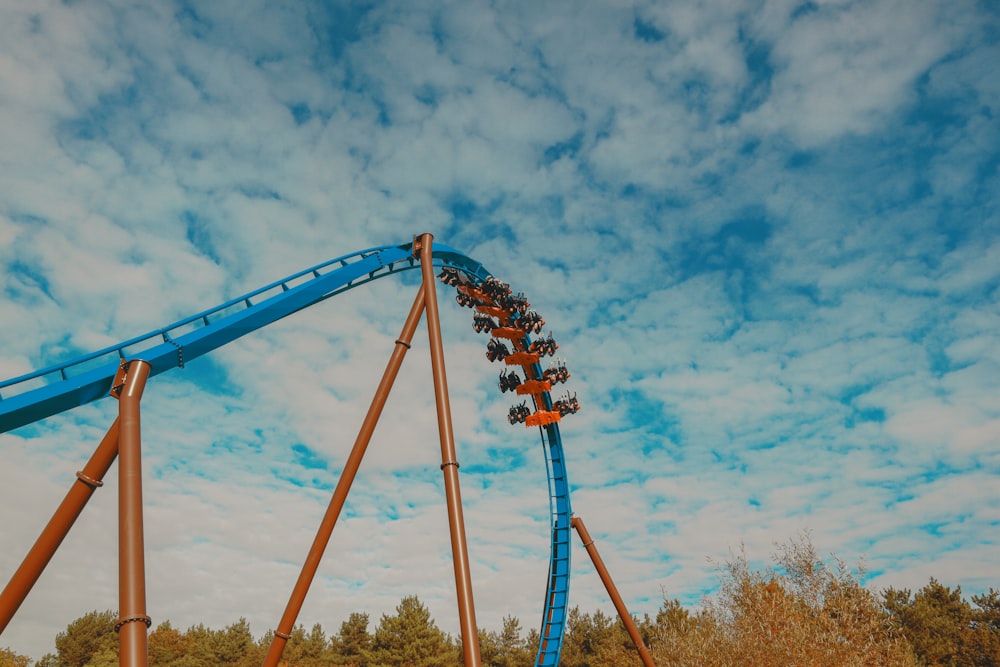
[417,233,482,667]
[572,516,657,667]
[261,284,428,667]
[0,419,121,634]
[115,360,152,667]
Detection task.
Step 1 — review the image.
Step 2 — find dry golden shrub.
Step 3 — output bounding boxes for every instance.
[648,533,917,667]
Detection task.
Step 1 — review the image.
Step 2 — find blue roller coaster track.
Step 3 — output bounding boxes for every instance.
[0,239,573,667]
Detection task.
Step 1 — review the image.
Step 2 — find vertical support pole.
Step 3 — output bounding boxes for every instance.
[115,360,152,667]
[417,233,482,667]
[572,516,656,667]
[261,285,428,667]
[0,419,121,634]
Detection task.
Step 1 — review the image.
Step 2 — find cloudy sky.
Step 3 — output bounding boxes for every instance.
[1,0,998,660]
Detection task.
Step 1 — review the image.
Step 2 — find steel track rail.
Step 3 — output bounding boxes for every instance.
[0,242,485,432]
[0,239,572,666]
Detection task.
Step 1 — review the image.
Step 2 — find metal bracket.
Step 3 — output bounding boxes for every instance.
[109,361,131,399]
[163,333,184,368]
[75,471,104,489]
[412,232,432,257]
[114,615,152,632]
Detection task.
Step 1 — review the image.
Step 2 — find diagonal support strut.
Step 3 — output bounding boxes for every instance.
[261,281,429,667]
[0,420,122,634]
[572,515,657,667]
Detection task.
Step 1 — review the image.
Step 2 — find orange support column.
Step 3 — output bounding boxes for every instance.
[114,360,152,667]
[417,233,482,667]
[572,516,657,667]
[261,284,428,667]
[0,419,121,633]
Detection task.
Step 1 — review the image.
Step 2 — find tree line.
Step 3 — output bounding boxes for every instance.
[3,535,998,666]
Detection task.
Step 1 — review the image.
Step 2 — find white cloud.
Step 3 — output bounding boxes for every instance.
[741,0,966,147]
[2,0,999,661]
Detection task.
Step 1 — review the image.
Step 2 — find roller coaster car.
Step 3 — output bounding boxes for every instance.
[486,338,511,362]
[481,276,511,299]
[515,310,545,333]
[456,284,488,301]
[497,292,529,315]
[508,401,531,425]
[553,392,581,417]
[542,362,571,385]
[515,294,530,314]
[499,369,522,393]
[473,314,498,334]
[456,292,489,309]
[475,305,508,321]
[437,267,467,287]
[528,333,558,357]
[437,268,456,285]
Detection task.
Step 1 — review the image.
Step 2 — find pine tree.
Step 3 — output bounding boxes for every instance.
[333,611,372,666]
[0,647,32,667]
[148,620,189,665]
[967,588,1000,664]
[885,580,1000,666]
[497,616,533,667]
[885,579,971,664]
[560,607,625,667]
[476,627,500,667]
[214,618,256,665]
[365,596,456,667]
[522,628,539,666]
[280,623,333,667]
[52,610,118,667]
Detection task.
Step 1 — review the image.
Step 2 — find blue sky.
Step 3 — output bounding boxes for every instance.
[1,0,998,659]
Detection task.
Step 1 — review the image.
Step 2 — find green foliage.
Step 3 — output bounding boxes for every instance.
[82,646,117,667]
[53,610,118,667]
[475,615,534,667]
[476,626,500,667]
[496,616,534,667]
[0,647,33,667]
[26,555,1000,667]
[279,622,336,667]
[884,579,1000,666]
[365,596,456,667]
[560,607,629,667]
[147,621,186,665]
[332,611,372,665]
[972,589,1000,621]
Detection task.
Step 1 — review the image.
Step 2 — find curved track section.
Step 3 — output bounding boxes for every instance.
[536,423,572,666]
[437,272,575,666]
[0,242,485,432]
[0,239,574,666]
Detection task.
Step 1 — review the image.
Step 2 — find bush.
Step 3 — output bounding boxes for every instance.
[649,533,918,667]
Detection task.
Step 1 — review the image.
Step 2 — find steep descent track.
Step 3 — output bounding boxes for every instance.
[0,239,574,667]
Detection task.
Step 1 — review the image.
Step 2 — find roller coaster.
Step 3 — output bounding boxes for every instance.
[0,235,655,667]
